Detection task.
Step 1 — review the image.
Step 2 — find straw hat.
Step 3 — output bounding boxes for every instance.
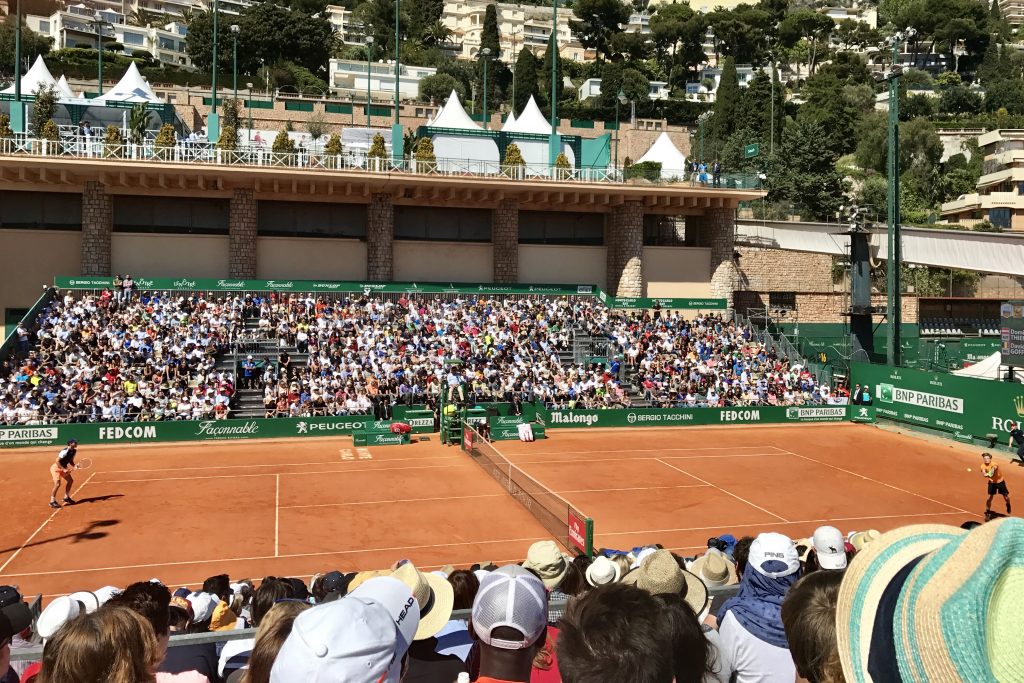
[836,524,965,682]
[848,529,881,552]
[392,562,454,640]
[585,556,621,587]
[690,551,738,587]
[622,549,708,617]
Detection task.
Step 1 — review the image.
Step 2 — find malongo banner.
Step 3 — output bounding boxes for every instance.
[0,415,382,449]
[851,362,1024,444]
[534,405,860,429]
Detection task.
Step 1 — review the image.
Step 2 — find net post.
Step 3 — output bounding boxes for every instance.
[584,517,595,558]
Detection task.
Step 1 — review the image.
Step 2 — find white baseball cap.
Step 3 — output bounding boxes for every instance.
[748,532,801,579]
[36,596,80,639]
[186,591,217,623]
[271,577,419,683]
[472,565,547,650]
[812,525,848,570]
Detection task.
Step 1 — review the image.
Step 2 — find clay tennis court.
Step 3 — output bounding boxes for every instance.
[0,422,1007,599]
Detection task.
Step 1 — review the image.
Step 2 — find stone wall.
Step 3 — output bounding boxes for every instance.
[695,207,737,308]
[492,199,519,283]
[606,201,644,297]
[735,291,919,324]
[736,246,834,293]
[81,181,112,276]
[367,193,394,281]
[228,188,257,279]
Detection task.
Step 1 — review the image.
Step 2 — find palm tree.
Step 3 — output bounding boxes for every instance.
[179,8,196,26]
[423,20,453,46]
[128,104,149,145]
[128,7,160,27]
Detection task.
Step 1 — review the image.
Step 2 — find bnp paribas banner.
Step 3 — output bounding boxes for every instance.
[851,362,1024,443]
[535,405,864,429]
[0,415,385,449]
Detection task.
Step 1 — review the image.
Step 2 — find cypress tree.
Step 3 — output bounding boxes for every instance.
[708,56,740,152]
[513,47,540,113]
[481,4,501,56]
[540,31,564,109]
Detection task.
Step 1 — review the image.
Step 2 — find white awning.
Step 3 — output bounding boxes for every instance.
[426,89,481,130]
[90,62,163,104]
[1,55,58,96]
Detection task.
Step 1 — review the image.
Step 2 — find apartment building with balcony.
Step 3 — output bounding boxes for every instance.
[442,0,585,63]
[26,5,192,69]
[941,129,1024,231]
[328,59,437,99]
[999,0,1024,32]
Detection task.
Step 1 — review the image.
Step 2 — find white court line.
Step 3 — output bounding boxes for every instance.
[774,447,974,516]
[514,453,787,466]
[506,445,786,456]
[103,455,459,474]
[275,475,280,558]
[656,458,790,523]
[38,556,535,598]
[280,484,714,509]
[593,510,973,538]
[96,462,464,483]
[0,472,96,575]
[281,493,508,509]
[0,536,552,579]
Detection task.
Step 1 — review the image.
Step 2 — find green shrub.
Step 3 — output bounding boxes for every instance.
[503,142,525,166]
[103,125,123,158]
[624,160,662,181]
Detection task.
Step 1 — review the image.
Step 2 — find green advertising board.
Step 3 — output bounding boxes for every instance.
[535,405,858,428]
[0,415,380,449]
[851,362,1024,444]
[55,277,597,297]
[596,290,726,310]
[1001,301,1024,367]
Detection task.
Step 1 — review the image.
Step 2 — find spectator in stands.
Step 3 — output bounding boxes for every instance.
[732,537,755,581]
[653,593,722,683]
[804,526,848,574]
[239,601,309,683]
[470,566,547,683]
[270,576,420,683]
[780,571,843,683]
[557,583,675,683]
[1,586,32,683]
[716,533,801,683]
[164,595,219,682]
[522,541,572,625]
[404,565,468,682]
[38,605,160,683]
[219,578,293,679]
[106,582,210,683]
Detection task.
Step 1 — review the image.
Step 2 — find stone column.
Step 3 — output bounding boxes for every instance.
[229,188,258,279]
[704,206,738,309]
[81,181,112,276]
[607,200,644,297]
[367,193,394,281]
[492,199,519,283]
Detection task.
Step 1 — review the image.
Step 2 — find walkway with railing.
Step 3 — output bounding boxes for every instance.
[0,135,765,189]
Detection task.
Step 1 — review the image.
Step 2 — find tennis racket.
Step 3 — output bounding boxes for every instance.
[76,458,93,470]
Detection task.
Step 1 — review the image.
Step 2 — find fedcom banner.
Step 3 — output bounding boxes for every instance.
[0,415,380,449]
[851,362,1024,443]
[536,405,858,429]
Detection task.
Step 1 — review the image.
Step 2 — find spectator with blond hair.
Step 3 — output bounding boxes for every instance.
[38,605,161,683]
[781,571,844,683]
[239,601,309,683]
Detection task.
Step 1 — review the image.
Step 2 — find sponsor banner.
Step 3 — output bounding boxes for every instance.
[0,415,378,449]
[852,362,1024,443]
[1002,301,1024,367]
[849,406,877,424]
[55,277,597,297]
[568,510,589,554]
[488,415,526,428]
[539,406,855,429]
[354,431,411,446]
[606,296,727,310]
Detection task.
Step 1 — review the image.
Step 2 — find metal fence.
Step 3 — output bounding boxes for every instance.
[0,136,763,190]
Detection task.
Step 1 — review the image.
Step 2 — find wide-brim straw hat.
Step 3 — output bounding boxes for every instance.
[622,549,708,617]
[690,551,738,587]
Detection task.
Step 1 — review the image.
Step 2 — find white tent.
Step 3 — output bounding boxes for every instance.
[426,89,499,173]
[503,96,550,134]
[1,55,58,96]
[636,132,688,179]
[501,110,517,131]
[427,89,481,130]
[951,351,1023,382]
[90,62,163,104]
[56,75,76,100]
[503,95,575,172]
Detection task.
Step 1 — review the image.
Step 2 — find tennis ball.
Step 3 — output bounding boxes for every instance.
[967,468,972,472]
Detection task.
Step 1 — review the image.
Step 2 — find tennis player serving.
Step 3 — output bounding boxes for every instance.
[48,439,89,509]
[982,453,1011,519]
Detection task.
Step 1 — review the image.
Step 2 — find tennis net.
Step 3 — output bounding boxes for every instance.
[460,422,594,556]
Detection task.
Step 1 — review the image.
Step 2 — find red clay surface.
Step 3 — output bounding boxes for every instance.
[0,422,1012,599]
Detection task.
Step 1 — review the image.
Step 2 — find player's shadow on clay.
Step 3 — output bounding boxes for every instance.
[0,518,121,554]
[73,494,124,505]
